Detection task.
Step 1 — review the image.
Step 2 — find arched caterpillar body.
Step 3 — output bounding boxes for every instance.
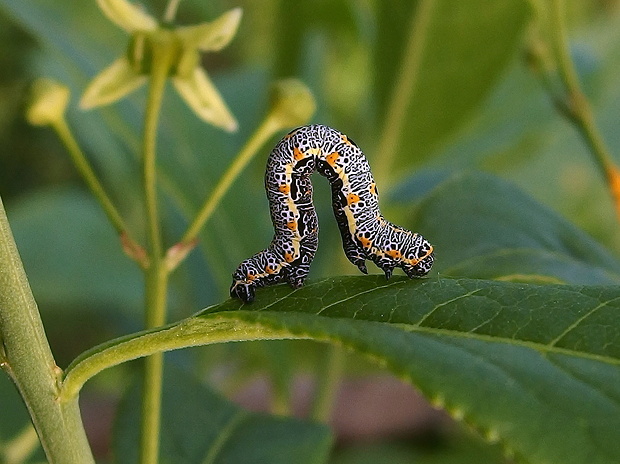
[230,124,434,303]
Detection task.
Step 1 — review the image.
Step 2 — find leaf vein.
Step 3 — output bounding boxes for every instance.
[392,323,620,366]
[316,279,404,316]
[545,355,620,409]
[415,287,483,326]
[201,409,249,464]
[547,295,620,348]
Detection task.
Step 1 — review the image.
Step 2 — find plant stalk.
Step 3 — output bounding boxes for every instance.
[179,116,280,247]
[52,117,147,265]
[139,35,175,464]
[59,314,311,403]
[309,345,345,423]
[373,0,436,187]
[53,118,127,237]
[0,196,95,464]
[548,0,620,220]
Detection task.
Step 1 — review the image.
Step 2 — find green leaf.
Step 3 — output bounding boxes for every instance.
[412,172,620,284]
[64,276,620,464]
[374,0,531,171]
[113,365,332,464]
[7,188,143,314]
[331,432,506,464]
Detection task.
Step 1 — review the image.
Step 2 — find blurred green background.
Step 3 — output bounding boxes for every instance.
[1,0,620,462]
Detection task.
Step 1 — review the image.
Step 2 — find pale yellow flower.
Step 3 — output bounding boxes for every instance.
[81,0,241,132]
[27,78,70,126]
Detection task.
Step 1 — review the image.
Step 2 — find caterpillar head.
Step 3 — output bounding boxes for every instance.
[369,228,434,279]
[401,237,434,278]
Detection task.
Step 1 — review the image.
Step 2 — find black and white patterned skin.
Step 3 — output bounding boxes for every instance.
[230,124,434,303]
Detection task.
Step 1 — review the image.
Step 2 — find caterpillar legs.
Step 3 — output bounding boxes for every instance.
[229,124,434,303]
[229,248,312,303]
[229,267,303,303]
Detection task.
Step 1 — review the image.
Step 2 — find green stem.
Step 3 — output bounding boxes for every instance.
[52,117,147,265]
[0,197,94,464]
[548,0,615,177]
[140,264,169,464]
[177,115,281,248]
[309,345,345,423]
[139,35,175,464]
[373,0,436,187]
[270,381,291,416]
[143,51,171,263]
[53,118,126,232]
[59,314,309,403]
[265,343,294,416]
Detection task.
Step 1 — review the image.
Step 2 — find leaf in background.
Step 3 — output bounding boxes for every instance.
[113,365,332,464]
[331,433,506,464]
[395,10,620,249]
[7,188,143,314]
[374,0,531,174]
[412,172,620,284]
[0,375,45,462]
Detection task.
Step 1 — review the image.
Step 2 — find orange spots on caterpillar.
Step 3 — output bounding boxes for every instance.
[369,183,377,196]
[404,245,434,266]
[279,184,290,194]
[341,134,352,145]
[286,221,297,231]
[293,147,305,161]
[347,193,360,205]
[358,236,372,249]
[386,249,401,259]
[284,252,294,263]
[326,151,339,166]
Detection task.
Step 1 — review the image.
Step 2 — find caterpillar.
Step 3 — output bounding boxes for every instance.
[230,124,434,303]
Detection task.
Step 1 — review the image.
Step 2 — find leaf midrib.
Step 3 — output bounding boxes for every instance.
[227,307,619,365]
[380,322,619,366]
[223,277,620,366]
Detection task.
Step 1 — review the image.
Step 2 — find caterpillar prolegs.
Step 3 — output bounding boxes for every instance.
[230,124,434,303]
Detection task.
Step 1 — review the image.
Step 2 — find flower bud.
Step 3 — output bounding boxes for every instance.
[267,79,316,130]
[26,78,70,126]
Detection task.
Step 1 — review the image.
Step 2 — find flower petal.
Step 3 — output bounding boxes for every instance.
[176,8,242,52]
[96,0,157,32]
[172,68,238,132]
[80,56,147,109]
